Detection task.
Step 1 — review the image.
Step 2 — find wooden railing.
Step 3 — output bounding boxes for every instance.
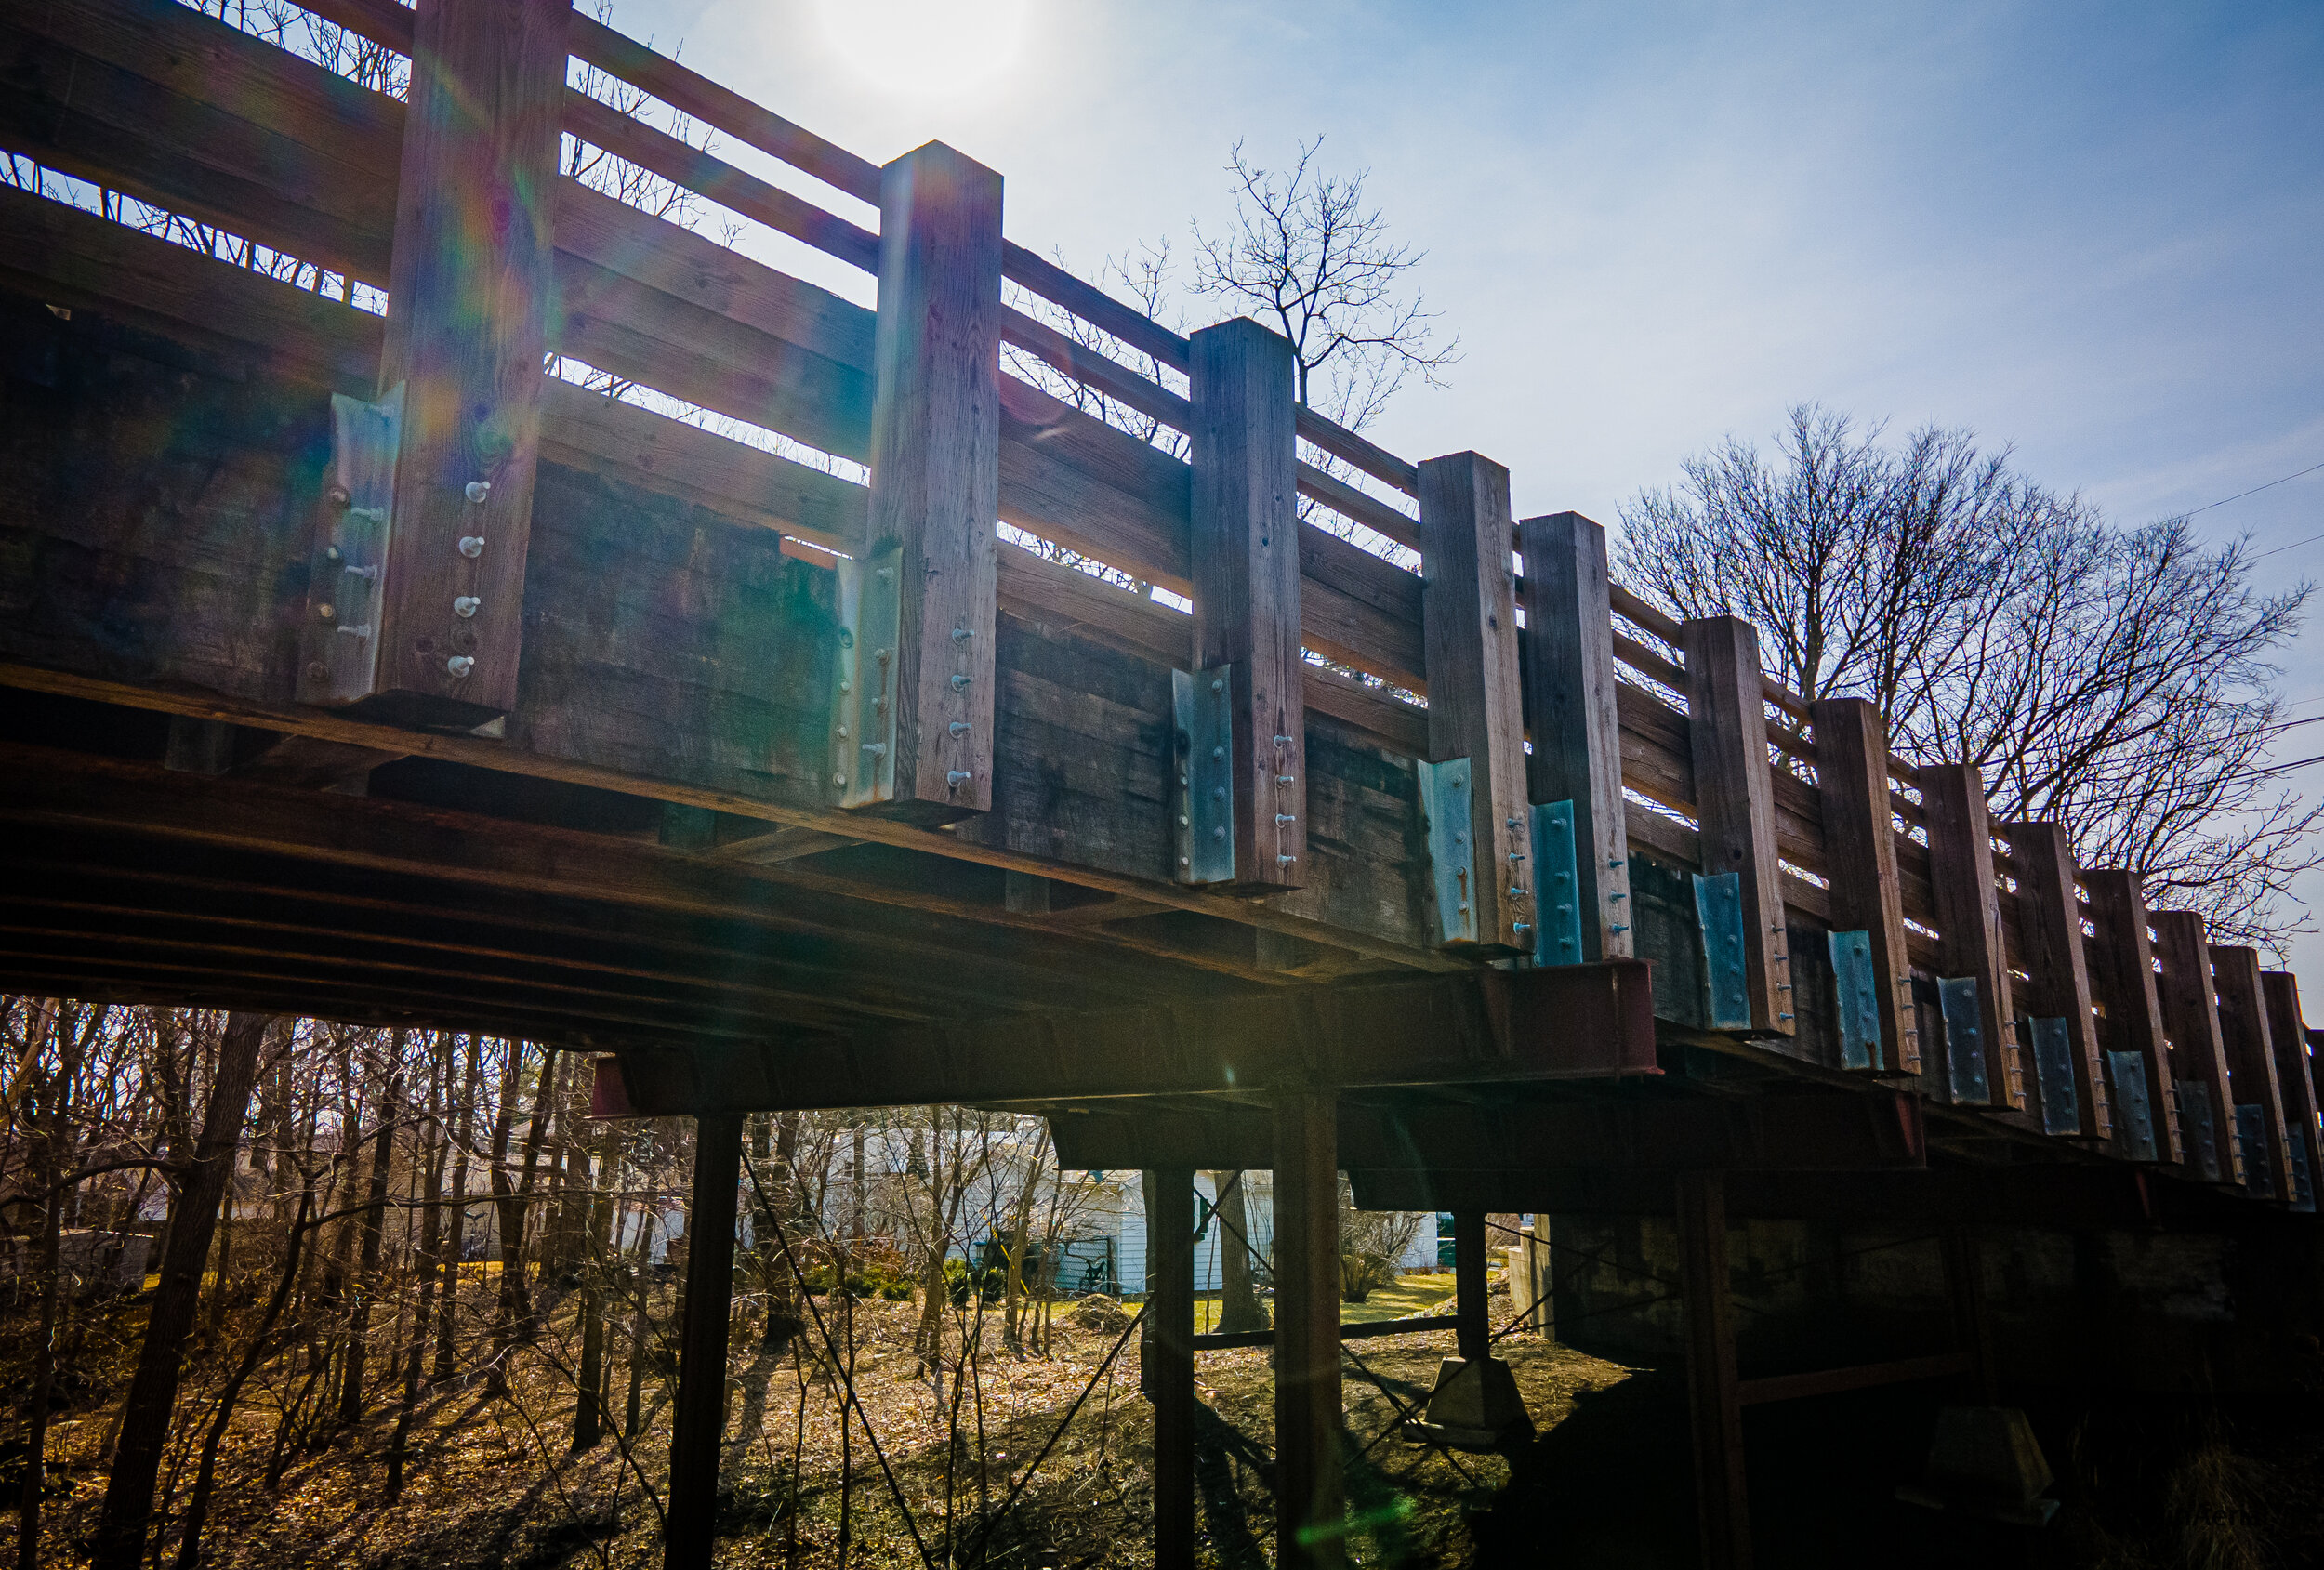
[0,0,2314,1198]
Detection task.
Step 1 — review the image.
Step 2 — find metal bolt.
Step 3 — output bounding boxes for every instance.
[838,679,851,694]
[834,773,847,787]
[305,661,327,681]
[445,654,475,677]
[335,624,372,638]
[1512,920,1532,933]
[947,770,972,785]
[1182,855,1192,866]
[324,545,342,562]
[862,742,886,757]
[1557,904,1572,915]
[950,721,971,736]
[327,484,351,508]
[1278,854,1297,865]
[1778,1011,1794,1021]
[1508,851,1525,862]
[1214,827,1226,840]
[453,596,481,617]
[1610,923,1631,933]
[1179,815,1190,826]
[343,562,378,580]
[1212,746,1225,761]
[1211,679,1225,693]
[837,723,849,739]
[1276,773,1297,785]
[1609,891,1628,902]
[1274,734,1293,745]
[1508,887,1525,898]
[876,647,891,664]
[1608,856,1627,868]
[876,565,894,581]
[952,674,971,691]
[1562,937,1578,949]
[458,535,485,559]
[465,481,491,505]
[952,627,973,641]
[1508,817,1524,831]
[317,603,336,622]
[1276,813,1297,825]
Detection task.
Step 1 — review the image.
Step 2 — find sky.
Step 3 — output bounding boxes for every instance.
[607,0,2324,979]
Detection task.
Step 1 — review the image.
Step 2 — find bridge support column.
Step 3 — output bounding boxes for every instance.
[1682,618,1794,1037]
[1274,1088,1344,1568]
[665,1113,742,1570]
[1678,1171,1750,1570]
[1142,1168,1197,1568]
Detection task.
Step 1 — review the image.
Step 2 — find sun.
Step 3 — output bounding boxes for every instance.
[816,0,1033,99]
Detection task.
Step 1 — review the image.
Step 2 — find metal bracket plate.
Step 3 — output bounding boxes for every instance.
[1828,930,1882,1070]
[2173,1078,2224,1182]
[2291,1132,2316,1213]
[2027,1017,2080,1136]
[1173,665,1235,886]
[297,385,403,706]
[831,545,903,809]
[1937,977,1990,1104]
[2104,1049,2158,1161]
[1531,799,1583,966]
[2233,1104,2275,1200]
[1417,758,1477,946]
[1692,871,1750,1029]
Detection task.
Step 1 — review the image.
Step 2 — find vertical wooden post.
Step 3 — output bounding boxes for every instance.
[1417,454,1530,951]
[1940,1226,1998,1406]
[2005,822,2110,1140]
[2083,871,2184,1163]
[1810,699,1918,1074]
[343,0,568,726]
[1144,1168,1197,1568]
[1189,318,1303,889]
[2152,911,2244,1185]
[2212,948,2296,1202]
[1921,763,2018,1108]
[858,140,1003,823]
[1676,1172,1750,1570]
[2262,972,2322,1206]
[1681,619,1793,1036]
[1514,512,1631,959]
[1273,1088,1344,1570]
[665,1113,742,1570]
[1451,1207,1489,1362]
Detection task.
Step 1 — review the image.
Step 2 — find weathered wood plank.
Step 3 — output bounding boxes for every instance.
[860,140,1004,820]
[1681,619,1792,1036]
[1188,318,1303,890]
[1812,699,1917,1073]
[1417,452,1529,951]
[2262,971,2321,1206]
[2082,870,2183,1163]
[1515,512,1630,960]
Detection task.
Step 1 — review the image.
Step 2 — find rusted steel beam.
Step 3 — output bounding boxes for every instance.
[1043,1090,1927,1174]
[607,961,1657,1115]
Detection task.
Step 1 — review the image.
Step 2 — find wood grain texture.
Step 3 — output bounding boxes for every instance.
[370,0,571,722]
[1272,1089,1346,1570]
[1515,512,1631,959]
[1811,699,1917,1074]
[2152,909,2244,1185]
[2003,821,2108,1139]
[1417,453,1528,951]
[1189,318,1303,890]
[1681,619,1793,1036]
[1921,763,2017,1107]
[2212,946,2295,1201]
[863,141,1003,820]
[2082,870,2183,1163]
[2262,971,2321,1204]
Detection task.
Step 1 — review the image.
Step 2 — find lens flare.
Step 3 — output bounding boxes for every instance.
[817,0,1032,99]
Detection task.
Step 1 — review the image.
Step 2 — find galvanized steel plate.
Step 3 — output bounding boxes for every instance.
[1938,977,1990,1104]
[2104,1049,2158,1162]
[1693,871,1750,1029]
[1531,799,1583,966]
[1828,930,1882,1070]
[1173,665,1235,886]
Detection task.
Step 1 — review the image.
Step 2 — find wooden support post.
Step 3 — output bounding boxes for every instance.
[2212,947,2296,1202]
[1810,699,1917,1074]
[1274,1088,1345,1570]
[1418,453,1530,951]
[1189,318,1303,890]
[2004,822,2109,1140]
[1514,512,1631,959]
[340,0,568,727]
[1676,1172,1750,1570]
[2152,911,2244,1185]
[1940,1226,1998,1406]
[1921,763,2019,1108]
[2262,973,2322,1207]
[1452,1207,1489,1363]
[2083,871,2184,1164]
[1143,1168,1197,1570]
[857,140,1003,823]
[1681,618,1793,1036]
[665,1112,742,1570]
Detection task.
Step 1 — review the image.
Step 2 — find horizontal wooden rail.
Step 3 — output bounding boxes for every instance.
[1735,1351,1974,1406]
[1295,405,1420,497]
[1191,1313,1460,1352]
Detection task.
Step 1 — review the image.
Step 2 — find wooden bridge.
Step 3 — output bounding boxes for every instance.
[1,0,2318,1563]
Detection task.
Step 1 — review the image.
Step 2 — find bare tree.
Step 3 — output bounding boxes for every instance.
[1617,404,2321,948]
[1193,138,1457,429]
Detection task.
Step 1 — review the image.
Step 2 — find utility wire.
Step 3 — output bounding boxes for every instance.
[2181,459,2324,523]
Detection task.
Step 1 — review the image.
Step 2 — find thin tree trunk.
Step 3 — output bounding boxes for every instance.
[89,1011,271,1570]
[433,1033,481,1382]
[15,1001,73,1570]
[337,1033,404,1425]
[385,1042,446,1502]
[1209,1170,1268,1333]
[570,1123,616,1451]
